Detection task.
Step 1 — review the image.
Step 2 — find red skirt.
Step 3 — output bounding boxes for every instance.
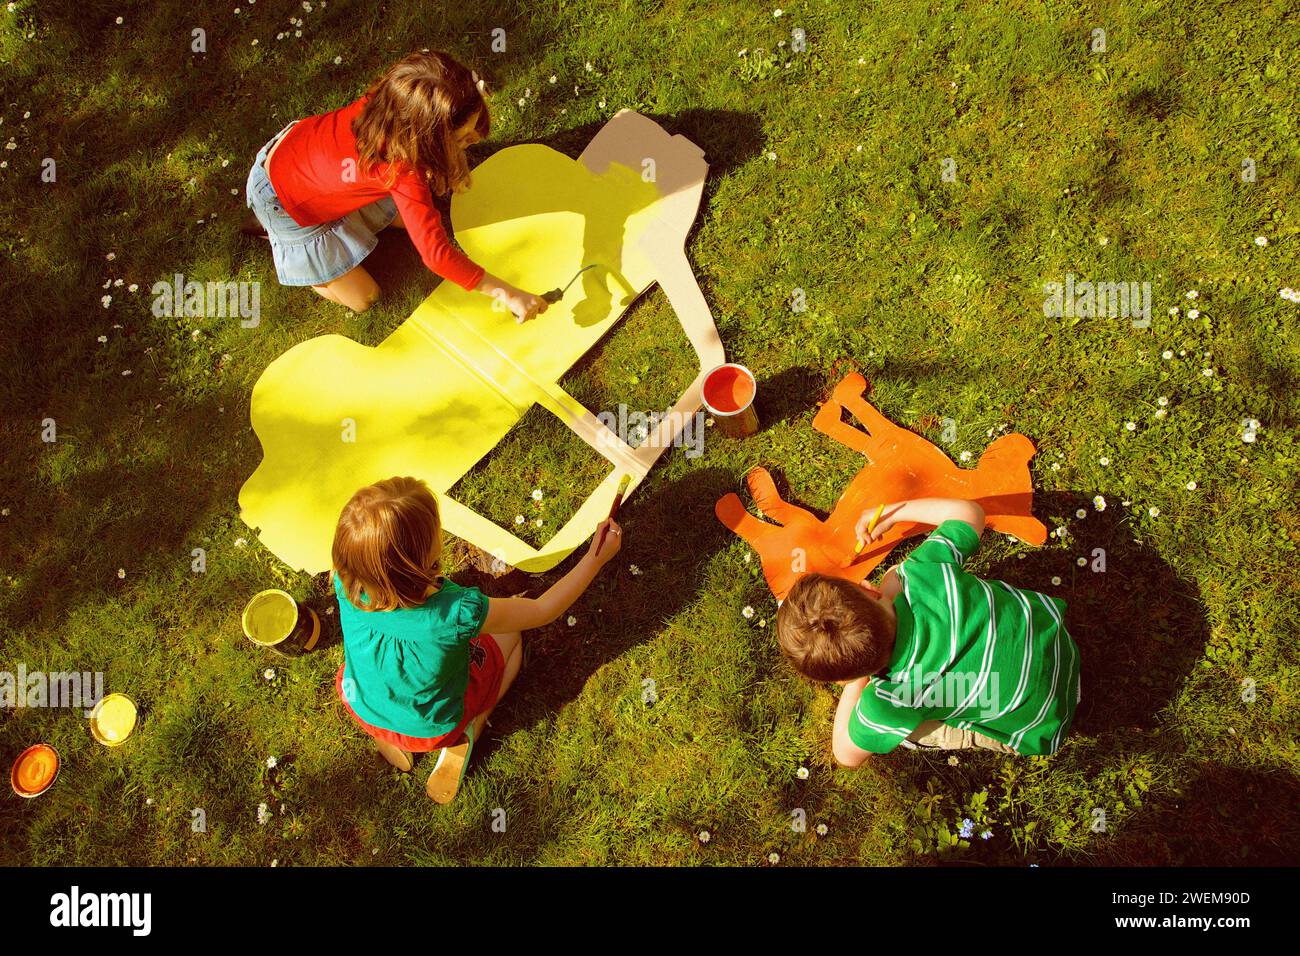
[336,633,505,752]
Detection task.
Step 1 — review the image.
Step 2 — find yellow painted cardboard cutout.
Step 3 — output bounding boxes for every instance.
[239,110,726,573]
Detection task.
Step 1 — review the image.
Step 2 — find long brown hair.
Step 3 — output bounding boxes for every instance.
[332,476,443,612]
[352,50,490,196]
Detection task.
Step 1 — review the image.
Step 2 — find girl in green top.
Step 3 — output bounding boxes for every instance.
[332,476,623,803]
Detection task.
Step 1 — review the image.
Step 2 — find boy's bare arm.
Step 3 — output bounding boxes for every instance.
[855,497,986,548]
[832,677,873,768]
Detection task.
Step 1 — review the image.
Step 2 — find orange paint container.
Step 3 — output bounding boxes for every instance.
[11,744,60,798]
[702,363,759,438]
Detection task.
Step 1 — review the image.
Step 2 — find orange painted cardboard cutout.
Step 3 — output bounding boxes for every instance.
[715,372,1048,600]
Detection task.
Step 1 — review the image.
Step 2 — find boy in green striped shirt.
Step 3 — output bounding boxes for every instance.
[775,498,1080,765]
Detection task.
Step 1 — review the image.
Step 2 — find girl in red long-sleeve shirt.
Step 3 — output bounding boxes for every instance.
[245,50,548,321]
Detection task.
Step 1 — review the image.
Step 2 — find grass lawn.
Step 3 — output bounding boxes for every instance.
[2,0,1298,866]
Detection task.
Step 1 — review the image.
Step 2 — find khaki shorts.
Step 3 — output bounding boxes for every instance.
[906,720,1016,753]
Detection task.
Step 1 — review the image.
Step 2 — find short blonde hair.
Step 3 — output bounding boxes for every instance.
[776,574,893,682]
[332,477,443,612]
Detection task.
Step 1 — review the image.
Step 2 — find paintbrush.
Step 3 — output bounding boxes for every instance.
[543,264,599,304]
[594,474,631,552]
[846,503,885,565]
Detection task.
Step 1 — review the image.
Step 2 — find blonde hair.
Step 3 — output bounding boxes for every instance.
[352,50,490,196]
[776,574,893,682]
[332,476,443,612]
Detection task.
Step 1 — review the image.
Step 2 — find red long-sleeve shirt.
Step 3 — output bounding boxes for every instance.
[266,97,485,291]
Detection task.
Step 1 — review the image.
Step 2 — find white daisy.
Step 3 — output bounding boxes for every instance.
[1148,507,1160,518]
[1255,236,1268,247]
[1093,495,1106,511]
[1185,481,1197,491]
[742,606,755,619]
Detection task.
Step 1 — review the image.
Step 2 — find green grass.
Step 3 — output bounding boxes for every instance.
[2,0,1299,865]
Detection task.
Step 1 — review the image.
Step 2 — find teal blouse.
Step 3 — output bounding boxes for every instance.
[334,574,489,737]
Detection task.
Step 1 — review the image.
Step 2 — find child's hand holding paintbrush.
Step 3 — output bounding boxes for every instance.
[852,502,908,554]
[587,474,630,566]
[852,497,986,557]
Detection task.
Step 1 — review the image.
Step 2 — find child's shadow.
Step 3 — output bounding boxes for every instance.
[978,490,1210,736]
[453,464,737,756]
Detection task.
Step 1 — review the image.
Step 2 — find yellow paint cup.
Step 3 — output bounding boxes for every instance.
[242,589,321,657]
[88,693,138,747]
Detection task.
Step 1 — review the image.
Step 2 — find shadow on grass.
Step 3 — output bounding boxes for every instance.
[755,364,822,430]
[480,108,764,180]
[982,489,1210,737]
[0,389,254,631]
[1088,762,1300,865]
[453,464,737,758]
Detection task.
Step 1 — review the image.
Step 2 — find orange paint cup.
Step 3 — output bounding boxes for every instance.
[11,744,60,798]
[702,364,759,438]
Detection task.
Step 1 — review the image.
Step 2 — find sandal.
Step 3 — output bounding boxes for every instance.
[426,723,476,804]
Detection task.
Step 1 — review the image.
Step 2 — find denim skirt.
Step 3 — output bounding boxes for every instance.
[245,123,398,287]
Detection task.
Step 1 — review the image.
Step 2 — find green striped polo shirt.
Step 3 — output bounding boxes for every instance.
[848,520,1080,756]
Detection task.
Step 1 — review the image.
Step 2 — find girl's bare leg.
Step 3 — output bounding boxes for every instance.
[468,631,523,741]
[426,632,522,803]
[311,264,380,313]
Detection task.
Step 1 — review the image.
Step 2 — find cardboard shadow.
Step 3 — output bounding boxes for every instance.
[449,464,737,756]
